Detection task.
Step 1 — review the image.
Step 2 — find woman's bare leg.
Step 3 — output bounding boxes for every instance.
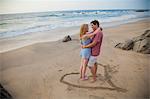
[81,58,88,80]
[80,58,83,78]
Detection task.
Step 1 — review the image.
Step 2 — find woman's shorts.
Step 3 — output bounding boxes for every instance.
[80,48,91,59]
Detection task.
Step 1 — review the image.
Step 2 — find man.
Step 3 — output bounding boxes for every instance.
[82,20,103,82]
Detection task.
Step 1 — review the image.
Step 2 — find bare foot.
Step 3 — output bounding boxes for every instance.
[81,76,88,81]
[90,78,96,83]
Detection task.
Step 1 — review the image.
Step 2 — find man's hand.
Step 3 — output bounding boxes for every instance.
[81,45,86,48]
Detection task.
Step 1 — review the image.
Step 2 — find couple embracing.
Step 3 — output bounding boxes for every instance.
[80,20,103,82]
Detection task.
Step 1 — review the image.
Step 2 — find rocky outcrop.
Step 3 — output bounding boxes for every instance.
[115,40,134,50]
[62,35,72,42]
[115,30,150,54]
[0,84,12,99]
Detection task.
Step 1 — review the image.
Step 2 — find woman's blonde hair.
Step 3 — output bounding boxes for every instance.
[80,24,88,38]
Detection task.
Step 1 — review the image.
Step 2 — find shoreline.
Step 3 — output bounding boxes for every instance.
[0,18,150,53]
[0,26,80,53]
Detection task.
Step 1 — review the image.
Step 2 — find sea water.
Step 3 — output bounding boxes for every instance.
[0,9,149,39]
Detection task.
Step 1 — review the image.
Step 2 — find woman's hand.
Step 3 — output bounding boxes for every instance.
[82,34,88,39]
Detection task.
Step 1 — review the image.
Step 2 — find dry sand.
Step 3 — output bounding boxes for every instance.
[0,19,150,99]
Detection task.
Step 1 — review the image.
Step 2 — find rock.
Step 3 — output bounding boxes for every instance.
[132,36,145,42]
[141,30,150,37]
[114,43,123,49]
[0,84,12,99]
[122,40,134,50]
[115,40,134,50]
[133,30,150,42]
[134,38,150,54]
[133,41,141,52]
[115,30,150,54]
[62,35,72,42]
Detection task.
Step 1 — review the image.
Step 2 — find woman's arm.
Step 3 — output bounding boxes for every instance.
[82,27,100,39]
[87,27,100,37]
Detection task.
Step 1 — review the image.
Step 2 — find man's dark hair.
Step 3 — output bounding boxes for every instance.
[90,20,99,27]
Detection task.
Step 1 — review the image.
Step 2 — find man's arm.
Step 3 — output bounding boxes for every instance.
[82,31,101,48]
[82,27,100,39]
[82,41,97,48]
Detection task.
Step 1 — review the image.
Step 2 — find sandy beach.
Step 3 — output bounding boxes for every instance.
[0,19,150,99]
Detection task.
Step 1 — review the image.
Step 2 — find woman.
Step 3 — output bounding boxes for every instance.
[80,24,91,80]
[80,24,100,80]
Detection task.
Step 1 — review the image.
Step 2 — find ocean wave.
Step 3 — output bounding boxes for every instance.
[0,23,8,26]
[0,10,149,39]
[102,14,137,23]
[0,24,53,38]
[38,14,59,18]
